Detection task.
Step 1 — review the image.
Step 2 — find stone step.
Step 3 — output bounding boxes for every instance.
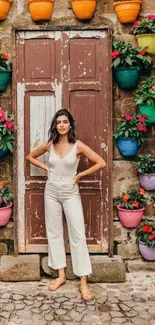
[126,259,155,272]
[42,255,126,283]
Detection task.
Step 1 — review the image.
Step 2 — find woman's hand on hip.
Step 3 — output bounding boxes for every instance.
[73,173,82,185]
[45,166,50,179]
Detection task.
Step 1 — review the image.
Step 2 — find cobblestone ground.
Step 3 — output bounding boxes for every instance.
[0,272,155,325]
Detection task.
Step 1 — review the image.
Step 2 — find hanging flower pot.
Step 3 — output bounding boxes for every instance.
[70,0,96,20]
[136,34,155,55]
[114,67,141,90]
[116,137,140,157]
[0,0,12,21]
[0,70,11,92]
[138,174,155,191]
[117,206,144,228]
[28,0,54,21]
[0,202,12,226]
[139,242,155,260]
[0,147,10,158]
[113,1,142,24]
[138,104,155,123]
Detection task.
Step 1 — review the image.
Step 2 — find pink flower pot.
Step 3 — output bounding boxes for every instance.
[139,242,155,261]
[0,202,12,226]
[117,206,144,228]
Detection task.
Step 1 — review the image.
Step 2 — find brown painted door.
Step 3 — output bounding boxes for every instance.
[16,29,112,254]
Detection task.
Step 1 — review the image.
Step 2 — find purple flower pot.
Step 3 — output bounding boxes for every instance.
[139,174,155,191]
[139,242,155,261]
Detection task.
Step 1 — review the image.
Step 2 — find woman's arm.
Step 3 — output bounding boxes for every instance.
[74,140,107,184]
[26,142,51,176]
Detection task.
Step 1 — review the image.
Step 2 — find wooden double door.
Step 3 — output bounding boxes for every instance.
[15,28,112,254]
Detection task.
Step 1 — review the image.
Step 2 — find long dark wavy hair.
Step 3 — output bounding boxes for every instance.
[48,109,76,144]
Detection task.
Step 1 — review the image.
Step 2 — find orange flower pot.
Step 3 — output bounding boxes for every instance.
[0,0,12,21]
[113,0,142,24]
[28,0,54,21]
[70,0,96,20]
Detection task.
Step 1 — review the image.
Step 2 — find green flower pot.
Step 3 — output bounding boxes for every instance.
[0,70,11,92]
[139,104,155,124]
[114,67,141,90]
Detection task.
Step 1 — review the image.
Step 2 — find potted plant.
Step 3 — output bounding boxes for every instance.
[131,15,155,54]
[114,188,147,228]
[70,0,96,20]
[135,77,155,123]
[0,181,13,226]
[0,0,12,21]
[113,0,142,24]
[136,219,155,260]
[133,154,155,191]
[111,41,152,89]
[113,114,148,157]
[28,0,54,21]
[0,52,12,92]
[0,108,15,157]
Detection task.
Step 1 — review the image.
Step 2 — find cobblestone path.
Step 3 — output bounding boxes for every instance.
[0,273,155,325]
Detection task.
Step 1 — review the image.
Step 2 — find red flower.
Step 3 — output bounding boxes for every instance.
[5,120,14,131]
[133,21,139,27]
[111,50,119,59]
[147,14,155,20]
[149,234,155,241]
[0,109,6,122]
[148,226,153,233]
[1,53,9,60]
[152,85,155,91]
[133,168,138,174]
[138,116,145,123]
[131,201,139,207]
[124,114,132,121]
[139,49,146,56]
[138,124,145,132]
[143,126,147,133]
[142,225,150,233]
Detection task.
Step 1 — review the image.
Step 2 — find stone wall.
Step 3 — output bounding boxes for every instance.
[0,0,155,272]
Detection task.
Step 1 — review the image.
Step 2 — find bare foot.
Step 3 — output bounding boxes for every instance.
[48,277,66,291]
[79,282,94,302]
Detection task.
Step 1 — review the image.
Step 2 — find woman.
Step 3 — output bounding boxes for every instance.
[27,109,106,301]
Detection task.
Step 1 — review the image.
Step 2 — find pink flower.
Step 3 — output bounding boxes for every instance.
[133,21,139,27]
[5,120,14,131]
[152,85,155,91]
[138,116,145,123]
[143,114,148,119]
[147,14,155,20]
[0,109,6,122]
[124,114,132,121]
[138,124,146,132]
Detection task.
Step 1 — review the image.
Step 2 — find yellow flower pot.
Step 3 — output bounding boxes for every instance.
[70,0,96,20]
[28,0,54,21]
[113,0,142,24]
[0,0,12,21]
[136,34,155,55]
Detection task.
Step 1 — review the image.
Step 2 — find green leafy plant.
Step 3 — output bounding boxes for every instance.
[0,181,13,208]
[113,114,148,145]
[111,41,153,69]
[131,16,155,35]
[135,77,155,106]
[136,218,155,249]
[113,188,148,210]
[133,154,155,174]
[0,108,16,152]
[0,52,11,71]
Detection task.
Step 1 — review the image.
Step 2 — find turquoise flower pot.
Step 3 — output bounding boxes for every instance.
[114,67,141,90]
[0,70,11,92]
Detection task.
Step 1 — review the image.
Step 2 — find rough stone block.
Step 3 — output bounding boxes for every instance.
[126,259,155,272]
[118,241,140,260]
[0,255,40,281]
[113,35,138,47]
[113,161,139,197]
[0,243,8,256]
[42,255,126,282]
[0,222,14,241]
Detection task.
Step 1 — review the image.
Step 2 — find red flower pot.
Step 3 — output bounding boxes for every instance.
[117,206,144,228]
[0,202,12,226]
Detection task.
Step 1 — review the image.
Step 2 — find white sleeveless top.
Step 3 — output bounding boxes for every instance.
[48,141,80,177]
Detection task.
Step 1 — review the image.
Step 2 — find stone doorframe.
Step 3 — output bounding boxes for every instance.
[12,26,113,257]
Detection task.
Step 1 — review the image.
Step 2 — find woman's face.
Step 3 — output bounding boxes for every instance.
[56,115,71,135]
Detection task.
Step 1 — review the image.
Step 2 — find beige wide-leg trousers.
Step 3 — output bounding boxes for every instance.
[44,174,92,277]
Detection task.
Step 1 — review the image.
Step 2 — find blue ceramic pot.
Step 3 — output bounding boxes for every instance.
[0,148,10,157]
[116,137,140,157]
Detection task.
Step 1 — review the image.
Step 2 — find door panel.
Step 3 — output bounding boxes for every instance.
[16,29,112,253]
